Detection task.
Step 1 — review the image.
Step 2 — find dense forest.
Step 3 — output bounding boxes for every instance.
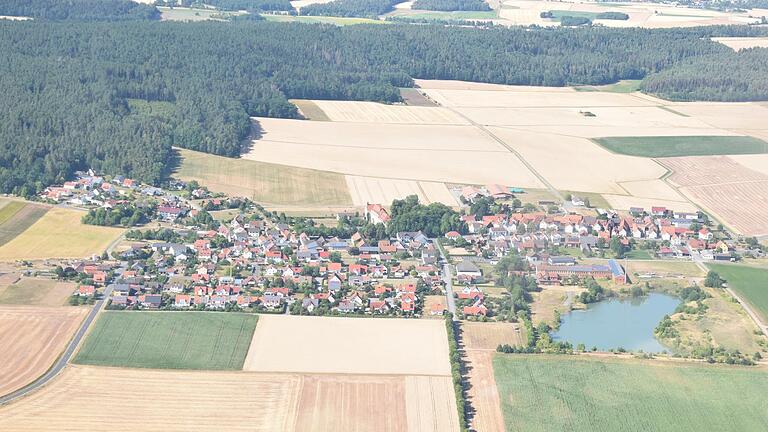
[641,48,768,101]
[411,0,491,11]
[175,0,294,12]
[1,20,767,195]
[0,0,160,21]
[299,0,399,17]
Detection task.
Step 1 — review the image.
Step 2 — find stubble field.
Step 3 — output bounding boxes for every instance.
[494,354,768,432]
[0,305,87,397]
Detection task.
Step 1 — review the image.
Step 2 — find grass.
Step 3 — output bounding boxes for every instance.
[0,208,123,260]
[593,135,768,158]
[707,263,768,322]
[0,202,50,247]
[127,99,176,120]
[574,79,642,93]
[75,311,259,370]
[398,10,498,20]
[290,99,330,121]
[494,354,768,432]
[262,14,388,25]
[548,10,599,19]
[623,249,654,260]
[174,148,353,206]
[0,278,74,306]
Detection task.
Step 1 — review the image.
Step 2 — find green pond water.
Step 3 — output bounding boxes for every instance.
[552,292,680,352]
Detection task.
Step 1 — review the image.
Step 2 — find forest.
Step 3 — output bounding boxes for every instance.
[0,0,160,21]
[0,20,767,195]
[175,0,294,12]
[411,0,491,11]
[299,0,400,17]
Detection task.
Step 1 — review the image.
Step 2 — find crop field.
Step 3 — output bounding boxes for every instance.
[290,99,330,121]
[0,277,75,307]
[494,354,768,432]
[74,311,258,370]
[495,0,759,27]
[0,200,49,246]
[246,117,544,187]
[593,136,768,157]
[243,314,451,375]
[707,264,768,323]
[0,365,457,432]
[712,36,768,50]
[175,148,353,206]
[310,100,468,124]
[345,175,457,207]
[730,154,768,176]
[0,306,87,397]
[0,208,123,261]
[660,156,768,236]
[462,321,525,350]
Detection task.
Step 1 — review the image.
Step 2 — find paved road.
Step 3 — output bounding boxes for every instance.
[434,240,458,320]
[0,283,115,406]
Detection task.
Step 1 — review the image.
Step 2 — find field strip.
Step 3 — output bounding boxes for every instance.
[255,139,508,153]
[345,175,457,207]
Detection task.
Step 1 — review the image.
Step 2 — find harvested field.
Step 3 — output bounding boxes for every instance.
[712,36,768,50]
[667,102,768,130]
[494,354,768,432]
[247,117,543,187]
[728,154,768,176]
[0,201,49,247]
[461,321,524,350]
[0,277,75,307]
[618,179,688,201]
[243,314,451,376]
[593,135,768,157]
[659,156,768,236]
[0,366,457,432]
[345,175,457,207]
[74,311,258,370]
[310,100,468,124]
[602,194,697,213]
[465,351,504,432]
[423,87,658,109]
[175,147,352,206]
[290,99,330,121]
[0,208,122,261]
[0,306,87,397]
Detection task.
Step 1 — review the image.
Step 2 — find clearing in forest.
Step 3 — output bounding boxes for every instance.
[0,305,87,398]
[494,354,768,432]
[74,311,258,370]
[0,207,122,261]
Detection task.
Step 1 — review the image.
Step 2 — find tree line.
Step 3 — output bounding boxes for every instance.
[173,0,294,12]
[0,0,160,21]
[0,20,766,195]
[299,0,400,17]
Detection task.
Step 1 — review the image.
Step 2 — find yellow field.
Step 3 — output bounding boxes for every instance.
[712,36,768,51]
[246,117,544,187]
[174,147,353,206]
[0,208,123,261]
[310,100,469,124]
[461,321,525,350]
[0,306,87,397]
[0,365,457,432]
[345,175,457,206]
[243,314,451,376]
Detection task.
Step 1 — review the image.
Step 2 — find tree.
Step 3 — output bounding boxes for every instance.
[610,237,625,259]
[704,271,724,288]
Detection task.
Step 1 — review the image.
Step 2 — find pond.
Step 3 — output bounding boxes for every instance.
[552,292,680,353]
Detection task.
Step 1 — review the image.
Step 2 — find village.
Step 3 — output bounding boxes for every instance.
[33,172,764,323]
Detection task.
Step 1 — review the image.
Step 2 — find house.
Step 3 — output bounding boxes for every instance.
[463,300,488,316]
[486,184,512,199]
[365,203,390,225]
[139,294,162,309]
[302,297,320,313]
[76,285,95,297]
[369,299,390,314]
[455,260,481,278]
[174,294,192,307]
[608,259,627,285]
[548,256,576,266]
[571,196,586,207]
[430,302,445,316]
[157,206,186,221]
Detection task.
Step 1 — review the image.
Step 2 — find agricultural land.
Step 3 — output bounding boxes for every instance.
[0,199,49,246]
[494,354,768,432]
[74,311,259,370]
[0,207,124,261]
[707,264,768,323]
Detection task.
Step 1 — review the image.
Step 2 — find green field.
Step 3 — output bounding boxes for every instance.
[263,15,388,25]
[396,10,498,20]
[75,312,258,370]
[707,264,768,322]
[593,135,768,157]
[0,201,26,225]
[175,148,353,206]
[494,355,768,432]
[549,10,599,19]
[574,79,642,93]
[290,99,330,121]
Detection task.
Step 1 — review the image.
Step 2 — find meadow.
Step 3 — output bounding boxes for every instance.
[0,208,123,260]
[593,135,768,157]
[494,355,768,432]
[174,147,353,207]
[707,264,768,322]
[74,311,259,370]
[0,277,75,307]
